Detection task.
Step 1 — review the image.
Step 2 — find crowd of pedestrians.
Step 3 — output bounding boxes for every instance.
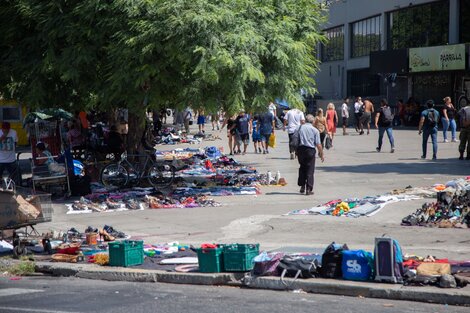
[171,96,470,196]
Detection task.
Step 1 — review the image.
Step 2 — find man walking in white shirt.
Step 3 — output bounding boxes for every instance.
[284,108,305,159]
[354,96,364,133]
[341,98,350,135]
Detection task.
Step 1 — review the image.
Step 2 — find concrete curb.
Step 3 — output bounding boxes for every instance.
[34,261,243,285]
[12,260,467,306]
[243,276,470,306]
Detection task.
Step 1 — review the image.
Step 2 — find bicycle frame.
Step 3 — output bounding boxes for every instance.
[116,153,156,182]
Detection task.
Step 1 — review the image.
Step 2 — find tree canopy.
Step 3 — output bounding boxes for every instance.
[0,0,326,115]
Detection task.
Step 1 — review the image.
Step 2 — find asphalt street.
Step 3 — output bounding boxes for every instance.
[0,276,468,313]
[36,124,470,259]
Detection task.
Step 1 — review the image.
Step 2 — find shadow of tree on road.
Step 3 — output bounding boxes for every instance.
[320,160,469,176]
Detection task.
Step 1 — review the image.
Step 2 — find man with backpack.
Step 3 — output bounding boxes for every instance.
[374,99,395,153]
[458,104,470,160]
[418,100,440,160]
[283,108,305,159]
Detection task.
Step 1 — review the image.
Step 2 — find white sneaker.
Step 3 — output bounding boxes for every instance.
[452,139,459,142]
[444,139,449,143]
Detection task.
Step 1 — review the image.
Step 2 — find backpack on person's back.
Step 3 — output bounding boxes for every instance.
[459,106,470,128]
[425,109,438,128]
[381,107,393,125]
[289,124,303,151]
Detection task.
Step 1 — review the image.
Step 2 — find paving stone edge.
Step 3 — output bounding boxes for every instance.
[6,260,468,306]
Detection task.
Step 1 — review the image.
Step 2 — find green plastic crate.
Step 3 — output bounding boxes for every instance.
[108,240,144,267]
[196,247,224,273]
[223,244,259,272]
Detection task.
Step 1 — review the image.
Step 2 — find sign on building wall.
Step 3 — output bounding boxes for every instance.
[409,44,466,72]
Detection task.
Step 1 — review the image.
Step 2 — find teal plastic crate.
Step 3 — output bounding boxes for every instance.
[196,247,224,273]
[108,240,144,267]
[223,244,259,272]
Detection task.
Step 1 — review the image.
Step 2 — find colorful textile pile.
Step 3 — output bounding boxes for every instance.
[285,194,421,217]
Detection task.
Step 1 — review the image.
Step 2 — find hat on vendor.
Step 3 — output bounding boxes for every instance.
[1,122,11,130]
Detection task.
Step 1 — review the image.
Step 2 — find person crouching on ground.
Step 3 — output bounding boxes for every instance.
[296,114,324,195]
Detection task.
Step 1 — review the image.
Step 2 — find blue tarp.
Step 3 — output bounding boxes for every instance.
[275,99,290,109]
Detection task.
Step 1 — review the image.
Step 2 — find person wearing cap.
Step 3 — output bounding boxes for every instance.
[0,122,18,182]
[418,100,440,160]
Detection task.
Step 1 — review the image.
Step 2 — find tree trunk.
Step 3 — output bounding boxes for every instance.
[126,108,146,154]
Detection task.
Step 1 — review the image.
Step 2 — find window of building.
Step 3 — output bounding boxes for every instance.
[321,25,344,62]
[412,73,452,106]
[0,107,21,121]
[347,69,380,97]
[387,0,449,50]
[351,15,381,58]
[461,0,470,43]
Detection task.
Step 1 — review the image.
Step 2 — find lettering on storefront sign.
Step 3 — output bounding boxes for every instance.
[409,44,466,72]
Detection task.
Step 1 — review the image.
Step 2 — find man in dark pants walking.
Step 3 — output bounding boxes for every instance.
[296,114,324,195]
[418,100,440,160]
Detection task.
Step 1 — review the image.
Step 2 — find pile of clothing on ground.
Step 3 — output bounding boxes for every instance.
[284,180,469,218]
[285,194,421,217]
[67,190,220,214]
[155,128,222,145]
[401,178,470,228]
[67,146,285,214]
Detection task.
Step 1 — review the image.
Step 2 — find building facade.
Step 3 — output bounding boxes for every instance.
[316,0,470,112]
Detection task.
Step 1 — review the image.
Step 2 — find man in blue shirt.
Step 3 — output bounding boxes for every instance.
[418,100,440,160]
[235,110,251,155]
[259,110,275,154]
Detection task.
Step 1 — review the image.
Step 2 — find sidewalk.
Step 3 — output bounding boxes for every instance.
[23,260,469,306]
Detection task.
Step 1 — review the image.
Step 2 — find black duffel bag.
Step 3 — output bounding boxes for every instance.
[277,255,320,280]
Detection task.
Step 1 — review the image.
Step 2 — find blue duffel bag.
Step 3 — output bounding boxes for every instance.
[342,250,374,281]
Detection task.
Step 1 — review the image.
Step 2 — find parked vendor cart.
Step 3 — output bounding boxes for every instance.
[0,180,53,256]
[24,109,73,196]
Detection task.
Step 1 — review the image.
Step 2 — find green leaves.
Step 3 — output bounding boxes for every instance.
[0,0,325,113]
